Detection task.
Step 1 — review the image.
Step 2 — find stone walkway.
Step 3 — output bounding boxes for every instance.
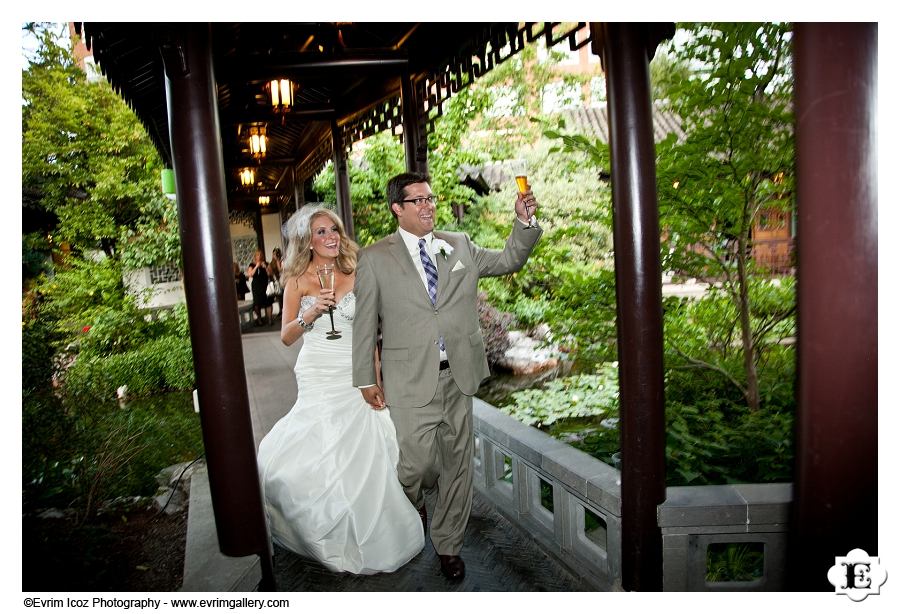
[240,328,595,592]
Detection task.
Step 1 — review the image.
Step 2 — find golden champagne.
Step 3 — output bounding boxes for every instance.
[515,175,529,194]
[315,264,341,338]
[316,266,334,291]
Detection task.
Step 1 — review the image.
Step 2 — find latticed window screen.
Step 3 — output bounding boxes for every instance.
[233,236,258,268]
[149,263,182,284]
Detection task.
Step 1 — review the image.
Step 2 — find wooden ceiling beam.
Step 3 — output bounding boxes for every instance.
[220,106,337,125]
[216,52,409,82]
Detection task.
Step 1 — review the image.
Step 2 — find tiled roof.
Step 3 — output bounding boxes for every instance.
[561,102,685,144]
[456,160,523,193]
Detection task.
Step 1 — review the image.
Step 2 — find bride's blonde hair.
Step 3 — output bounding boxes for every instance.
[282,204,358,279]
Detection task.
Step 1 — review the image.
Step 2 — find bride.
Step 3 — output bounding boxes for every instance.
[257,205,424,574]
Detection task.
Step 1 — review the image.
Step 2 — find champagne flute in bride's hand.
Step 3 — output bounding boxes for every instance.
[513,160,538,229]
[316,264,341,340]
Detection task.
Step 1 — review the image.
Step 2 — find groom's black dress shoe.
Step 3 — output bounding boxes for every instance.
[439,555,465,581]
[418,506,427,532]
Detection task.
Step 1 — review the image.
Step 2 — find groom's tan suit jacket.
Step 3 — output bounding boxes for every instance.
[352,222,541,406]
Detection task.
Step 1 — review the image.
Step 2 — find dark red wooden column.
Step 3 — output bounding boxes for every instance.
[401,71,428,174]
[595,22,670,591]
[160,23,275,589]
[331,119,355,239]
[790,22,877,590]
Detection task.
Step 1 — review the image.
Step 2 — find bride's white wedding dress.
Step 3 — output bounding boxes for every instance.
[257,292,424,574]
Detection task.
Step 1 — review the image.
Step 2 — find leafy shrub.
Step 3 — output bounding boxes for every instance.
[23,314,57,391]
[23,232,54,280]
[64,335,194,400]
[36,257,128,341]
[23,391,78,509]
[153,302,191,339]
[77,306,156,357]
[23,391,203,518]
[156,335,196,390]
[541,264,618,367]
[665,398,794,486]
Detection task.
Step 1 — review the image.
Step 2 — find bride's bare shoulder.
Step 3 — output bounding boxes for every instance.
[285,273,318,298]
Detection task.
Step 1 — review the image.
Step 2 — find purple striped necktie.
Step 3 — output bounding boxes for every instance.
[418,238,438,305]
[418,238,444,351]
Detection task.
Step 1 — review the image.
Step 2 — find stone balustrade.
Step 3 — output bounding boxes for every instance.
[472,398,792,591]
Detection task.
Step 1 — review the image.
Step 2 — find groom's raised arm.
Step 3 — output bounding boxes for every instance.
[472,218,542,278]
[352,250,379,388]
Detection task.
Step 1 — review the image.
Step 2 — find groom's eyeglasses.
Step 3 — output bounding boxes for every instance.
[400,195,436,207]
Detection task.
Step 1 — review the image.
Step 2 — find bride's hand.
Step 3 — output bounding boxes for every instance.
[313,288,335,316]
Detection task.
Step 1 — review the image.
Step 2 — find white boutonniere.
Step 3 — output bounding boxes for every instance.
[432,238,454,261]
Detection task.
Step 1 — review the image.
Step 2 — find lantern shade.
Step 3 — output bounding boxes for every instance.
[161,168,176,195]
[270,78,294,111]
[240,168,255,186]
[248,125,267,158]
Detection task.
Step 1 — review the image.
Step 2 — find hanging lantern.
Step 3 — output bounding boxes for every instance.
[270,78,295,113]
[240,168,255,187]
[258,196,270,206]
[248,125,267,158]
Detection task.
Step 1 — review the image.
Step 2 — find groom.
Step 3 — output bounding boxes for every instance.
[352,171,541,580]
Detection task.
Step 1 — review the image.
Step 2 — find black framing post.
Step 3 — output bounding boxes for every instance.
[595,22,669,592]
[253,208,264,252]
[331,120,355,240]
[160,23,275,590]
[790,22,877,590]
[292,166,302,212]
[401,71,428,174]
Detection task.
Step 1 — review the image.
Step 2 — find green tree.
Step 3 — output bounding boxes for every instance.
[650,51,692,101]
[655,23,794,411]
[22,23,178,264]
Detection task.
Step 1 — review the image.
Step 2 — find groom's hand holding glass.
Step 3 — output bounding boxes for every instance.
[515,187,539,226]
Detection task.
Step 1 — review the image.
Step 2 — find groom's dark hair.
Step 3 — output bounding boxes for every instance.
[387,172,432,219]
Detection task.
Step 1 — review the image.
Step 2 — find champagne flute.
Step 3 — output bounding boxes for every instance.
[513,160,538,229]
[315,264,341,340]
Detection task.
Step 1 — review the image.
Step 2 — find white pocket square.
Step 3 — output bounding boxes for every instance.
[451,260,466,272]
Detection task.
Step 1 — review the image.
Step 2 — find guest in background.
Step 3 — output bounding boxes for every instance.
[247,249,273,326]
[270,247,284,316]
[234,261,250,301]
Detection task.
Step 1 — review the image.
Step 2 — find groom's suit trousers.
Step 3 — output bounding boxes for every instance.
[388,368,473,556]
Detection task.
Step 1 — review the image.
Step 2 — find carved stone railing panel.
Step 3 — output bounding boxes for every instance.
[472,397,791,592]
